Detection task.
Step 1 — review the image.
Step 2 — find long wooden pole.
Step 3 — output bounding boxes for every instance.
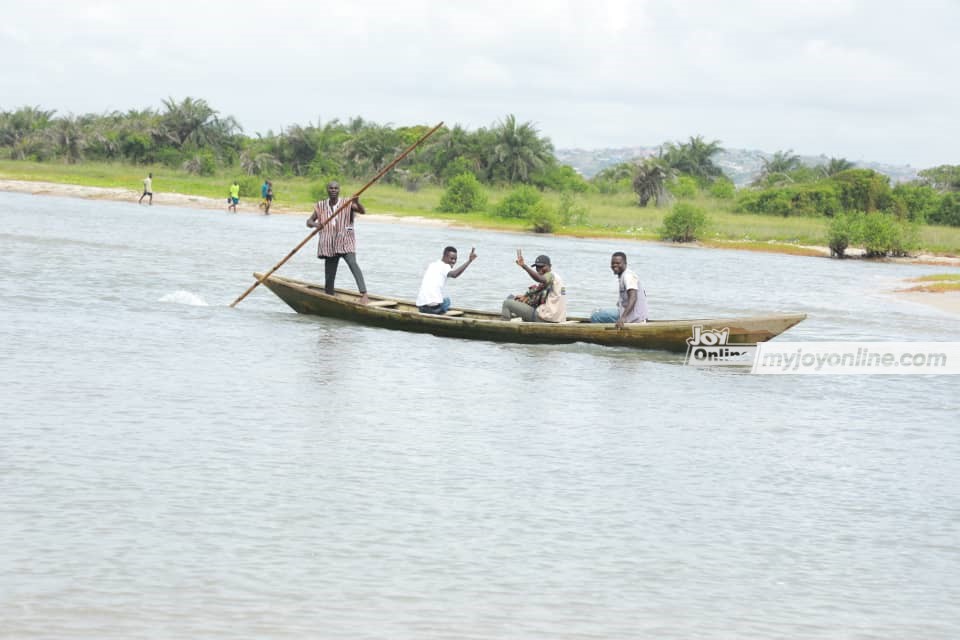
[229,121,444,308]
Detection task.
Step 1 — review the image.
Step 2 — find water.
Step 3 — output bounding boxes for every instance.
[1,191,958,639]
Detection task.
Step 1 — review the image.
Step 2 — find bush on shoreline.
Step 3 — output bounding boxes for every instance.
[437,173,487,213]
[829,211,920,258]
[660,203,709,242]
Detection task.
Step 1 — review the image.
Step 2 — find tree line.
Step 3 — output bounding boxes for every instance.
[2,97,958,239]
[0,98,575,189]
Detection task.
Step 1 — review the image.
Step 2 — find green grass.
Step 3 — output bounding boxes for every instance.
[4,159,960,255]
[909,273,960,282]
[900,273,960,292]
[901,282,960,292]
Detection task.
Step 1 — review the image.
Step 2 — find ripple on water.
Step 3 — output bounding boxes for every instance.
[158,290,209,306]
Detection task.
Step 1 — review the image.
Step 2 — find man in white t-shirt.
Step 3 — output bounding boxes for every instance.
[590,251,648,328]
[416,246,477,314]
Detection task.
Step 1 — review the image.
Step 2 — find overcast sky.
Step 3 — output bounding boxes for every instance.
[1,0,957,168]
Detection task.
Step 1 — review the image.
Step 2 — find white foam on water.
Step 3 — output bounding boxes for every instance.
[159,290,209,306]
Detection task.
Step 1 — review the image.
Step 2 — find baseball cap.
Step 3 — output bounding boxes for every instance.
[533,254,551,267]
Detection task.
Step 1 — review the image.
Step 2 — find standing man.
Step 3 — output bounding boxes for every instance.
[138,172,153,205]
[590,251,648,328]
[259,179,270,211]
[306,181,369,304]
[228,180,240,213]
[264,180,274,215]
[416,246,478,314]
[501,251,566,322]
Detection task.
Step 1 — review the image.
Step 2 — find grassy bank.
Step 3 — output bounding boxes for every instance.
[3,159,960,255]
[902,274,960,292]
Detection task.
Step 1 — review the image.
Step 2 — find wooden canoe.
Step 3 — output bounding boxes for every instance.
[256,273,806,352]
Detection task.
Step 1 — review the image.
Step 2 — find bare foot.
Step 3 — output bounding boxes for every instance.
[359,293,370,305]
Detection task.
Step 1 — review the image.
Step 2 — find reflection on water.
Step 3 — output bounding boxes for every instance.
[2,192,959,639]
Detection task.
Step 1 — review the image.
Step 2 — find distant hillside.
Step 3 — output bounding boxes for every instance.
[556,147,920,186]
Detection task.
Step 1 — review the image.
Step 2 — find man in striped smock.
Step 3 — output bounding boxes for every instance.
[306,181,369,304]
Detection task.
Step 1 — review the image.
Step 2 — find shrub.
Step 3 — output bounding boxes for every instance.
[736,183,839,217]
[557,191,588,225]
[237,176,260,198]
[181,151,217,176]
[392,167,432,192]
[437,172,487,213]
[889,183,938,222]
[889,220,920,257]
[120,132,153,163]
[831,168,891,213]
[859,212,896,257]
[308,178,344,203]
[918,164,960,192]
[532,165,590,193]
[527,203,560,233]
[790,183,841,217]
[929,193,960,227]
[594,176,632,195]
[492,185,542,219]
[738,188,793,216]
[857,212,917,258]
[440,156,477,182]
[827,212,861,258]
[709,178,736,200]
[668,175,699,199]
[308,156,341,178]
[659,202,708,242]
[154,147,182,168]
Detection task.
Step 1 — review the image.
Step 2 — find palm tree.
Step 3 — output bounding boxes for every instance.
[489,114,554,183]
[754,149,801,185]
[116,108,161,163]
[632,158,675,206]
[239,151,282,176]
[159,97,241,151]
[279,125,313,174]
[659,135,724,183]
[423,125,488,180]
[764,150,801,174]
[0,106,56,159]
[594,162,637,183]
[45,115,87,163]
[342,123,402,177]
[819,157,855,177]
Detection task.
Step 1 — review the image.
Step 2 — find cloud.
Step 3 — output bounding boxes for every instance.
[1,0,958,166]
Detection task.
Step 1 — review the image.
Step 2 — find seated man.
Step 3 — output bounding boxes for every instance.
[416,246,477,314]
[590,251,647,328]
[501,251,566,322]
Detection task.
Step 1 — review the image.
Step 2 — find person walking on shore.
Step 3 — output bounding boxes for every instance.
[264,180,273,215]
[259,179,269,211]
[306,181,369,304]
[228,180,240,213]
[138,172,153,205]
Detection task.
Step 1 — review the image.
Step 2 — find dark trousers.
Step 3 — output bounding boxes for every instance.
[323,253,366,295]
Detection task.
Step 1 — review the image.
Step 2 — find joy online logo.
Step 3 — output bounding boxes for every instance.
[684,326,757,366]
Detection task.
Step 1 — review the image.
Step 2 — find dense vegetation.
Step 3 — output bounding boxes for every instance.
[2,98,959,256]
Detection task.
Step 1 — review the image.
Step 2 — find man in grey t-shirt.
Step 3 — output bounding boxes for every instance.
[590,251,648,328]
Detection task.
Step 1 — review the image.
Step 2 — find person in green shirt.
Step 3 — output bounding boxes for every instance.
[138,172,153,205]
[228,181,240,213]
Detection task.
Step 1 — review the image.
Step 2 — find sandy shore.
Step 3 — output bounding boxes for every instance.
[3,178,960,264]
[894,291,960,315]
[0,178,451,227]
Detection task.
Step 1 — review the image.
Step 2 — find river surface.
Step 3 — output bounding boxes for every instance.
[2,191,958,639]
